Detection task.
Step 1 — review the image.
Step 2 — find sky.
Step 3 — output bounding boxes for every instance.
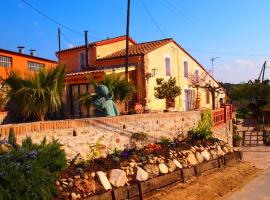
[1,0,270,83]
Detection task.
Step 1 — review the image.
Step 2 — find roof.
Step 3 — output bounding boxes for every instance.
[65,70,104,77]
[98,38,172,60]
[0,48,57,63]
[57,35,137,54]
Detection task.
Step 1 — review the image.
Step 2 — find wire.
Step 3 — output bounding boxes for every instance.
[60,31,75,46]
[140,0,166,38]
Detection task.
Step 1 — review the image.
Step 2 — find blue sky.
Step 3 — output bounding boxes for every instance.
[1,0,270,83]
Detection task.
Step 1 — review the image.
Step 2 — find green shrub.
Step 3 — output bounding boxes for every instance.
[131,132,148,141]
[0,133,67,200]
[233,125,238,132]
[159,136,173,146]
[233,134,242,141]
[189,109,213,141]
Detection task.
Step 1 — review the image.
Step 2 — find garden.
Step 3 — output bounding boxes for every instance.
[0,110,236,200]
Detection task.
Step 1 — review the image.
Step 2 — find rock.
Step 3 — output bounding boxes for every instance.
[96,171,112,190]
[82,173,89,180]
[91,172,95,178]
[68,177,73,182]
[173,159,182,169]
[74,179,96,194]
[201,150,211,161]
[144,164,159,177]
[136,167,149,181]
[167,160,177,172]
[56,181,60,186]
[190,146,196,153]
[210,150,218,159]
[129,162,136,168]
[71,193,77,200]
[216,146,225,157]
[109,169,128,187]
[159,164,169,174]
[157,157,165,164]
[195,152,204,163]
[222,146,229,154]
[74,175,80,179]
[187,153,197,166]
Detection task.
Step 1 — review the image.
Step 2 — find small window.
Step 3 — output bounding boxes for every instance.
[195,69,199,82]
[0,55,12,68]
[165,57,171,76]
[27,61,45,71]
[79,52,85,68]
[184,61,188,77]
[206,90,210,104]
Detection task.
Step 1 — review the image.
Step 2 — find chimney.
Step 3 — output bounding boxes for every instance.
[84,30,89,69]
[17,46,25,54]
[29,49,36,56]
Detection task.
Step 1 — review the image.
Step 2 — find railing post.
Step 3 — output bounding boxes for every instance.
[243,131,246,146]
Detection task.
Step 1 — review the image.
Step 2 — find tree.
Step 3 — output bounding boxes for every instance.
[154,77,181,109]
[5,66,65,121]
[187,72,223,109]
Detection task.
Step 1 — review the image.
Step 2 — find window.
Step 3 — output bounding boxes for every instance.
[79,52,85,68]
[165,57,171,76]
[206,90,210,104]
[27,61,45,71]
[184,61,188,77]
[0,55,12,68]
[195,69,199,83]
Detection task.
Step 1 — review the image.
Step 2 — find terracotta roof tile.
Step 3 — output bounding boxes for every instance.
[97,38,173,60]
[57,35,136,54]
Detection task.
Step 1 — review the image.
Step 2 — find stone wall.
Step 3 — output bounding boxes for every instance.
[0,111,232,159]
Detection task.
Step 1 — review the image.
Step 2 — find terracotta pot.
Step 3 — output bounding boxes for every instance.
[234,140,242,147]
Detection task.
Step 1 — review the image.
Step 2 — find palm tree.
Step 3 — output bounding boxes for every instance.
[5,66,65,121]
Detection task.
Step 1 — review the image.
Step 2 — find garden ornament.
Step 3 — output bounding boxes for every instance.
[93,84,120,117]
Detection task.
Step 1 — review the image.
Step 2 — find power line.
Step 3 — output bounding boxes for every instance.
[21,0,100,40]
[140,0,166,38]
[60,31,75,46]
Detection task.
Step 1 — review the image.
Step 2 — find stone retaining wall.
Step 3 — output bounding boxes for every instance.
[0,112,232,159]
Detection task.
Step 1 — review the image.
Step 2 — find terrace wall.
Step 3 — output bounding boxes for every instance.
[0,110,232,159]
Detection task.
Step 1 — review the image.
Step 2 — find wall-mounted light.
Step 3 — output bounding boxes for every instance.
[146,68,157,80]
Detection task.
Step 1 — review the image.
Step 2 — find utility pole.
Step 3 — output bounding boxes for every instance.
[125,0,131,82]
[84,30,89,69]
[211,57,220,77]
[58,28,61,51]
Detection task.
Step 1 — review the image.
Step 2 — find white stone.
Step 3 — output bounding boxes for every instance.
[187,153,197,166]
[173,159,182,169]
[158,164,169,174]
[210,150,218,159]
[222,146,229,154]
[109,169,128,188]
[195,152,204,163]
[136,167,149,182]
[96,171,112,190]
[201,150,211,161]
[217,146,225,157]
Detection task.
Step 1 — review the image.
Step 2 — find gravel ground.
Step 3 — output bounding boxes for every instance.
[146,161,262,200]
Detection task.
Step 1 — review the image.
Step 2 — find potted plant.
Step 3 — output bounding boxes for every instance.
[233,134,242,147]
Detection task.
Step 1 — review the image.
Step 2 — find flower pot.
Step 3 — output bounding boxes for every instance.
[234,140,242,147]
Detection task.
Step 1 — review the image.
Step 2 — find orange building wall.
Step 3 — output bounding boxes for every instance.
[0,50,57,79]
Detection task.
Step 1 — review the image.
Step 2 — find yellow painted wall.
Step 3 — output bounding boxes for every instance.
[96,40,134,59]
[145,42,225,111]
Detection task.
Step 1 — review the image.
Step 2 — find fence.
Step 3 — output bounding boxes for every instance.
[212,104,233,127]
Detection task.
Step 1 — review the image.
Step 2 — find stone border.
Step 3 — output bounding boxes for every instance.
[84,151,242,200]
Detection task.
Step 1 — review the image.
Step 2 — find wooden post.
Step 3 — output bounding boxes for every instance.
[243,131,246,146]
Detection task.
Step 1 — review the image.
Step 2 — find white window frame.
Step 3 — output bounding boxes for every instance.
[164,54,172,77]
[27,61,45,71]
[183,59,189,78]
[0,55,12,68]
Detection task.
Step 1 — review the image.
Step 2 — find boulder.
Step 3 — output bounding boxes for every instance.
[216,146,225,157]
[167,160,177,172]
[144,164,159,177]
[96,171,112,190]
[222,146,229,154]
[187,153,197,166]
[74,179,96,194]
[159,164,169,174]
[210,150,218,159]
[201,150,211,161]
[195,152,204,163]
[136,167,149,182]
[173,159,182,169]
[190,146,196,153]
[109,169,128,188]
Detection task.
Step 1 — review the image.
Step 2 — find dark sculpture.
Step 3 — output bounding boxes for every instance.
[93,85,120,117]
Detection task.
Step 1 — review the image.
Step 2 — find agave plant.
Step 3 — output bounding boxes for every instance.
[5,66,65,121]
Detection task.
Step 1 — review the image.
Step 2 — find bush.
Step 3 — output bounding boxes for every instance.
[233,134,242,141]
[0,132,67,200]
[131,132,148,141]
[189,109,213,141]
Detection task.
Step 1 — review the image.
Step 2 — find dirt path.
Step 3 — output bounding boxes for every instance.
[146,161,262,200]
